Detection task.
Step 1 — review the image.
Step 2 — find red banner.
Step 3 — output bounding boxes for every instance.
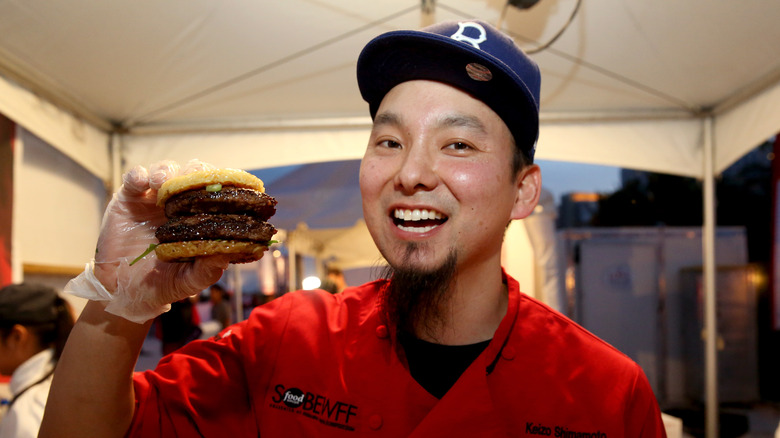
[0,114,13,287]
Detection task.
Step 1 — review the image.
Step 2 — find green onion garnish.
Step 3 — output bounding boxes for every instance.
[130,243,158,266]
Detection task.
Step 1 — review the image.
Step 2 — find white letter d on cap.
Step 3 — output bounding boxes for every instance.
[450,21,487,49]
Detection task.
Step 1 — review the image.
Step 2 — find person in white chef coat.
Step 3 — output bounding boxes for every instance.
[0,283,74,438]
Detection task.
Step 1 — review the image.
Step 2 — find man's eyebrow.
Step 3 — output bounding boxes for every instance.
[373,111,487,135]
[436,114,487,135]
[373,112,401,128]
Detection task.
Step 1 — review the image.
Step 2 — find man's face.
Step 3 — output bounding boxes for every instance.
[360,80,531,274]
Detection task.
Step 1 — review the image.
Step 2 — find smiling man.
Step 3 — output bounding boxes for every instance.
[361,80,533,340]
[41,20,667,437]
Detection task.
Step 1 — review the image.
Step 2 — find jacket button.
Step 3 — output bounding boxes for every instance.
[369,414,383,430]
[375,325,389,339]
[501,346,515,360]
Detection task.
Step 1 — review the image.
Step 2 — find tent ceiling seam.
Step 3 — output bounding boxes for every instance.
[126,116,373,136]
[520,42,701,115]
[712,65,780,116]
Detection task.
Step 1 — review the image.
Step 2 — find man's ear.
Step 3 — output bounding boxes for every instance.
[510,164,542,220]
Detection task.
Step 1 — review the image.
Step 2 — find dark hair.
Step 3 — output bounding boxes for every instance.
[0,296,74,361]
[510,132,532,176]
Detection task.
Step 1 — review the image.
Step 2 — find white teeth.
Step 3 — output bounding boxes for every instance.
[393,208,443,221]
[397,224,436,233]
[393,208,444,234]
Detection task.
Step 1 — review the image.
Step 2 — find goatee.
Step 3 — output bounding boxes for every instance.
[379,243,457,341]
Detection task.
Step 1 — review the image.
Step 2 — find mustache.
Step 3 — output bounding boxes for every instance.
[379,243,457,341]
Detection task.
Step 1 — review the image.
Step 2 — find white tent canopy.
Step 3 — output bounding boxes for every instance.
[2,0,779,182]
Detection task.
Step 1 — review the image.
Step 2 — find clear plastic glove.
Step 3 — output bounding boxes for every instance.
[65,159,230,324]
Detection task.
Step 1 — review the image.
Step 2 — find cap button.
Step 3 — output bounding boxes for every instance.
[501,346,515,361]
[369,414,383,430]
[375,325,389,339]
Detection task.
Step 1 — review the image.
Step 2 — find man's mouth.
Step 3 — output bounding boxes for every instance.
[391,208,447,233]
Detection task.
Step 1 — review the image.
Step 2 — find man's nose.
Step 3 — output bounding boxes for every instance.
[393,145,438,194]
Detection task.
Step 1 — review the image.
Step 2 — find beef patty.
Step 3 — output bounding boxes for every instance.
[164,187,277,220]
[155,214,277,243]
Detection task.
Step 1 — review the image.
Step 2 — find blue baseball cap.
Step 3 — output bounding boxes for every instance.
[357,20,541,162]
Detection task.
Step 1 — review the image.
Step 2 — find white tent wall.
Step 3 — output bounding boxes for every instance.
[1,72,111,290]
[0,74,111,183]
[286,220,385,272]
[13,127,106,285]
[122,117,709,178]
[715,78,780,173]
[121,126,372,177]
[538,117,704,178]
[517,188,561,310]
[502,217,537,304]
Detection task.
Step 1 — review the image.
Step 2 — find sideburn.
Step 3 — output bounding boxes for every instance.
[379,245,458,341]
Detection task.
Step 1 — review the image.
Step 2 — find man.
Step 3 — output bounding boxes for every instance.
[156,296,201,355]
[320,267,347,294]
[40,20,666,437]
[208,283,232,329]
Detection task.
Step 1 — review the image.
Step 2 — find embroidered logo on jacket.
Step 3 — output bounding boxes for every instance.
[526,422,607,437]
[270,384,359,431]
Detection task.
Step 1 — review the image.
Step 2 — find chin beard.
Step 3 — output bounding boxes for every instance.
[379,243,457,341]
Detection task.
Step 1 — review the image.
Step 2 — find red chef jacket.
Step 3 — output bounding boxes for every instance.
[129,271,666,437]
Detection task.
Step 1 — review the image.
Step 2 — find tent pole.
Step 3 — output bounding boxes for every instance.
[110,133,122,192]
[420,0,435,27]
[703,116,718,438]
[232,266,244,322]
[288,243,297,293]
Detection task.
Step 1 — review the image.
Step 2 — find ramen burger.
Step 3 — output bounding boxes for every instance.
[154,168,277,263]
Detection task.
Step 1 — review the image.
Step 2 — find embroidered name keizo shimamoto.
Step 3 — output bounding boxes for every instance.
[271,384,358,431]
[526,422,607,437]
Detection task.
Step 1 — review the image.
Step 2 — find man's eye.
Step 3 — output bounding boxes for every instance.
[445,142,473,151]
[379,140,402,148]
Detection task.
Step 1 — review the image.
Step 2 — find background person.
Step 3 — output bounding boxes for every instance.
[0,283,74,438]
[208,283,232,330]
[319,267,347,294]
[156,296,201,355]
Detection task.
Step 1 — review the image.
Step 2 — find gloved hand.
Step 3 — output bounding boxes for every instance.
[65,160,230,324]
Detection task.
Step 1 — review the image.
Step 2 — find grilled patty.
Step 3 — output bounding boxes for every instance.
[164,187,277,220]
[155,214,277,243]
